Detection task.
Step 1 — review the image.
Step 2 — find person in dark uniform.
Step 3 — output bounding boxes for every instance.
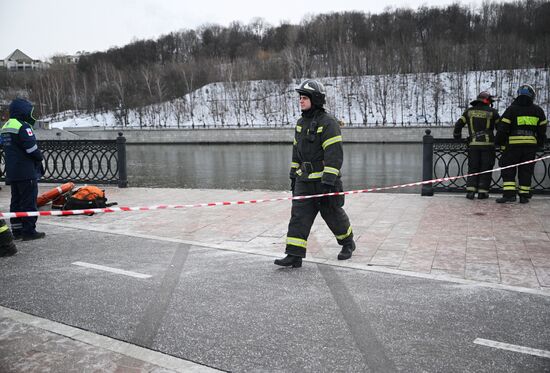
[1,98,46,240]
[0,219,17,257]
[453,91,500,199]
[495,84,547,203]
[274,79,355,268]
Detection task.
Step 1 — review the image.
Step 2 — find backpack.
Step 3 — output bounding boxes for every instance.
[62,186,117,211]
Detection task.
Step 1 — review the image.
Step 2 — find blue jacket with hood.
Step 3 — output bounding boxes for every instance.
[1,98,43,182]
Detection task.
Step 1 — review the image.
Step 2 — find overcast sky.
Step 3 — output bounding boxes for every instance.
[3,0,485,60]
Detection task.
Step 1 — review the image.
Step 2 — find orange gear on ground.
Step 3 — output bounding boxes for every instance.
[37,182,75,207]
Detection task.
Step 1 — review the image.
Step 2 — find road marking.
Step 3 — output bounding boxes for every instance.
[131,244,190,347]
[474,338,550,358]
[319,264,397,372]
[72,261,152,279]
[44,220,550,297]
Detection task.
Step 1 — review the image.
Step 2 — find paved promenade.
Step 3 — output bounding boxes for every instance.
[31,186,550,291]
[0,186,549,372]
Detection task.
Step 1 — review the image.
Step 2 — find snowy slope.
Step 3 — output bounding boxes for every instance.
[50,68,549,129]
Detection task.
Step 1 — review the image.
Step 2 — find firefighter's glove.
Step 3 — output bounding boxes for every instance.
[290,178,296,193]
[322,183,335,194]
[321,183,337,208]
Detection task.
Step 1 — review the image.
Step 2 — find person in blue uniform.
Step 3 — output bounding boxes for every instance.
[1,98,46,240]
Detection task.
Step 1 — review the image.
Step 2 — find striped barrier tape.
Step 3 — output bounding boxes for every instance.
[0,154,549,219]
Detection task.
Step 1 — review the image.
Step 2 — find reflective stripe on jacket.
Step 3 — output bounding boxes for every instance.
[1,118,43,182]
[289,109,343,185]
[495,99,547,147]
[453,103,499,147]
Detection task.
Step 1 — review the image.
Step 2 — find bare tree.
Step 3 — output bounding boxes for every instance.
[431,74,442,125]
[111,68,129,126]
[372,75,394,126]
[181,67,197,128]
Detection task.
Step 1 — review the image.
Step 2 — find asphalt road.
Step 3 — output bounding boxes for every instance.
[0,225,548,372]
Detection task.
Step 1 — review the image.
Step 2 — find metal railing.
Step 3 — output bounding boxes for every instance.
[421,129,550,195]
[0,133,127,188]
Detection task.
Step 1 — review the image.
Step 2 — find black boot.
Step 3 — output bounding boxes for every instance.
[519,195,529,204]
[274,255,302,268]
[0,242,17,257]
[338,241,356,260]
[496,196,517,203]
[0,222,17,257]
[466,192,475,200]
[22,231,46,241]
[477,192,489,200]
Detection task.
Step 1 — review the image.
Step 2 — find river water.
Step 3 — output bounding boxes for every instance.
[127,143,423,192]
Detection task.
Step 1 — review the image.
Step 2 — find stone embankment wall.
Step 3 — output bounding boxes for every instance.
[36,127,456,143]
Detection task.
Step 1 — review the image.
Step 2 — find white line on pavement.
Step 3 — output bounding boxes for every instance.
[474,338,550,359]
[72,261,152,279]
[43,220,550,297]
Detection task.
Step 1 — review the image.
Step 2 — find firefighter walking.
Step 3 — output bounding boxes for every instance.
[495,84,547,203]
[274,79,355,268]
[453,91,500,199]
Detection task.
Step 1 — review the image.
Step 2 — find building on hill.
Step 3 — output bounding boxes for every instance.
[50,51,87,65]
[0,49,48,71]
[51,55,79,65]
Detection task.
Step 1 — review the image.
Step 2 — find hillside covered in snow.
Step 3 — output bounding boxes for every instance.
[50,68,549,129]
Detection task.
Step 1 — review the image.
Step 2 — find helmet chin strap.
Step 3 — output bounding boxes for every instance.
[28,107,37,126]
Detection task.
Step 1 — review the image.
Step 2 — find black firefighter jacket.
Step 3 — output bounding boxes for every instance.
[289,108,343,186]
[495,97,548,148]
[453,101,500,147]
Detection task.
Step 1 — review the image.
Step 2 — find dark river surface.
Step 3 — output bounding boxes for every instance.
[126,143,424,192]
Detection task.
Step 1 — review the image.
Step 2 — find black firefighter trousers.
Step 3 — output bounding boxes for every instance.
[499,146,537,197]
[466,146,495,193]
[285,178,353,258]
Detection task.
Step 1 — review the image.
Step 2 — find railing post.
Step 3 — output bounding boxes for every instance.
[421,129,434,196]
[116,132,128,188]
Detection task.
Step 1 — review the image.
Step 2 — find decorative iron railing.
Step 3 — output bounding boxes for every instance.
[0,133,128,187]
[421,130,550,195]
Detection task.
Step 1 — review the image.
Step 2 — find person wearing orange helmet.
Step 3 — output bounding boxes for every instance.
[453,91,500,200]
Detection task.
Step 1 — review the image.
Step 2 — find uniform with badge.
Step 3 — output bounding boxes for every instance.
[1,98,46,240]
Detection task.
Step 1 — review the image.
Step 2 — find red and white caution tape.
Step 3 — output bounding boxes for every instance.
[0,155,549,219]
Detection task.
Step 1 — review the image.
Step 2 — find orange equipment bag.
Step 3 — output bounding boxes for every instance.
[62,185,117,211]
[70,185,105,201]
